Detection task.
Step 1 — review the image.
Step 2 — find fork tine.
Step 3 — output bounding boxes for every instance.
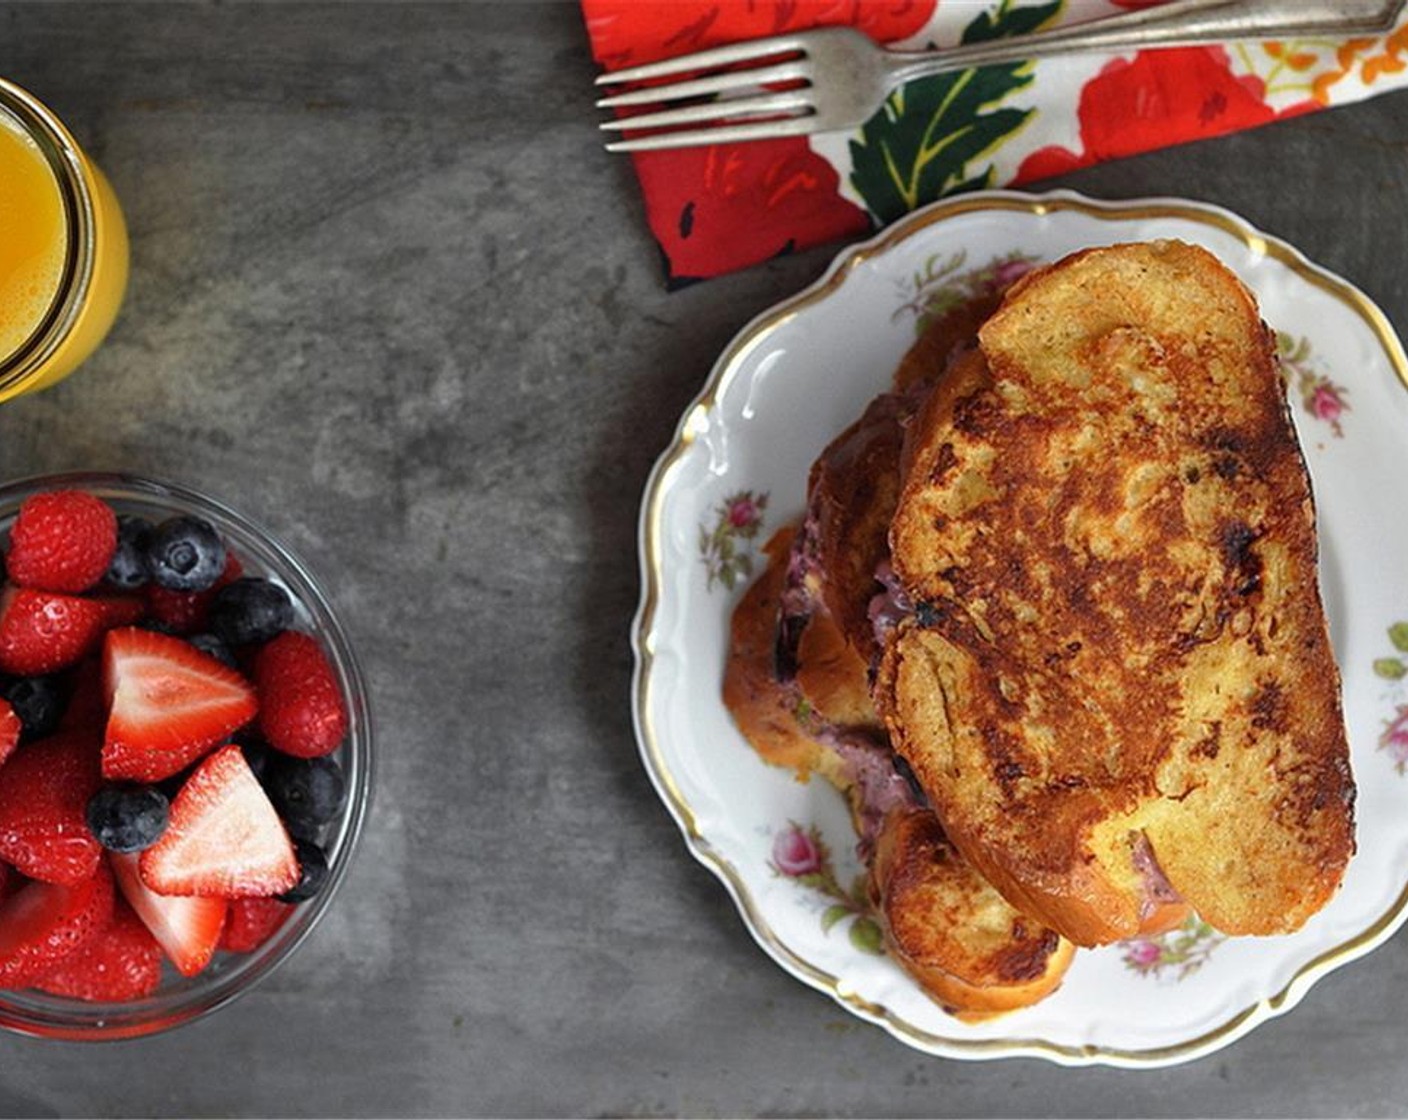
[598,91,812,134]
[604,114,818,153]
[595,60,809,110]
[593,33,807,86]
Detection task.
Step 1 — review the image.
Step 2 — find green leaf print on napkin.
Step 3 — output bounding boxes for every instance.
[849,0,1062,225]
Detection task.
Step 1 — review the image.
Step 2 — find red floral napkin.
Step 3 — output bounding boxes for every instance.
[583,0,1408,285]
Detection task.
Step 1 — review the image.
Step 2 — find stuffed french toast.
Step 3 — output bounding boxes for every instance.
[725,289,1081,1019]
[722,239,1355,1019]
[879,241,1355,946]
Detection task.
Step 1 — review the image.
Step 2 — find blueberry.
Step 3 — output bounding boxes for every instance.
[147,516,226,592]
[106,515,154,590]
[279,839,329,902]
[86,785,170,853]
[188,632,237,668]
[266,755,345,839]
[3,676,65,741]
[208,578,294,647]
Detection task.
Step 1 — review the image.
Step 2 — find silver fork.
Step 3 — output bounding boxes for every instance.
[596,0,1404,152]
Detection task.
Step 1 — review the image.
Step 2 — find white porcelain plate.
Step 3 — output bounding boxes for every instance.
[631,190,1408,1067]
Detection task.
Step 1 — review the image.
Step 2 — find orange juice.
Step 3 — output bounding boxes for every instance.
[0,80,128,401]
[0,112,66,359]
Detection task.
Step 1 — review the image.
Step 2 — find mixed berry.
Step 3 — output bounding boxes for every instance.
[0,488,350,1002]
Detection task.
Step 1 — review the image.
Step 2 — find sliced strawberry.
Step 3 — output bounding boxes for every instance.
[33,897,163,1001]
[0,731,103,885]
[254,631,347,758]
[144,553,242,635]
[219,896,294,953]
[0,586,109,676]
[0,861,114,987]
[140,745,296,898]
[101,627,258,782]
[111,852,226,977]
[5,490,117,594]
[0,698,19,770]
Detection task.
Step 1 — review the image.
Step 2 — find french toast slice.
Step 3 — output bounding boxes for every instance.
[808,287,1010,668]
[723,284,1083,1015]
[722,527,837,783]
[881,240,1354,946]
[869,808,1075,1020]
[722,528,1075,1017]
[723,522,913,833]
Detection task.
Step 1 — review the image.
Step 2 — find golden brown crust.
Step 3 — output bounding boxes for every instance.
[882,241,1355,945]
[869,808,1075,1019]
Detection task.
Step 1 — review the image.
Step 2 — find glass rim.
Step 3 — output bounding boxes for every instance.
[0,79,97,395]
[0,471,374,1041]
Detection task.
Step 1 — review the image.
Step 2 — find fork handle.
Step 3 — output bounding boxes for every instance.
[882,0,1402,87]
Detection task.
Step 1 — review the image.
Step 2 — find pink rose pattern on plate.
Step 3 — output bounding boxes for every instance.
[699,489,767,592]
[1373,623,1408,771]
[1276,331,1349,436]
[769,822,883,955]
[892,250,1037,336]
[1121,917,1224,981]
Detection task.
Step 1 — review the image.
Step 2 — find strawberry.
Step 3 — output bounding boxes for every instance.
[145,552,242,635]
[0,861,114,987]
[5,490,117,594]
[0,732,103,885]
[140,745,297,898]
[0,698,19,770]
[111,852,226,977]
[33,898,163,1001]
[219,896,293,953]
[254,632,347,758]
[0,586,109,676]
[101,627,258,782]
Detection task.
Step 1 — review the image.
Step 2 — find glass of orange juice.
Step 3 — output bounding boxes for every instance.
[0,78,128,403]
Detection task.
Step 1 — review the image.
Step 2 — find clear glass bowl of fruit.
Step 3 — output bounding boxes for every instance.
[0,472,371,1039]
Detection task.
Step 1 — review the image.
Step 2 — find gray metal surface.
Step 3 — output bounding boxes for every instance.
[0,2,1405,1116]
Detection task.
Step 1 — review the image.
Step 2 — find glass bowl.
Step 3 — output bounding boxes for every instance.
[0,471,372,1040]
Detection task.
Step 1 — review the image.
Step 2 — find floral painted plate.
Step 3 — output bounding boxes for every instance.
[631,190,1408,1068]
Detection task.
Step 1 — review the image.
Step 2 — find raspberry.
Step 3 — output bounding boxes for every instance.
[6,491,117,593]
[220,896,293,953]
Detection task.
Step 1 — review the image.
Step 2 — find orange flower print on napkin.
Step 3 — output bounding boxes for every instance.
[1309,22,1408,103]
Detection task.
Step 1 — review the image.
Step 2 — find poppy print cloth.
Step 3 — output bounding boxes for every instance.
[583,0,1408,285]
